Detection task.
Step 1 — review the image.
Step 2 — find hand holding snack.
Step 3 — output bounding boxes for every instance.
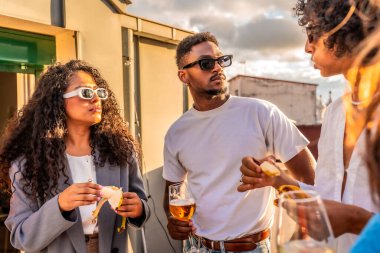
[260,161,281,177]
[237,156,281,192]
[91,186,128,233]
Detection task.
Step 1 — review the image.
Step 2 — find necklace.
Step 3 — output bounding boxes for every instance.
[351,100,364,106]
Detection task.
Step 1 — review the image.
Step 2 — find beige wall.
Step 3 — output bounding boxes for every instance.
[138,37,183,172]
[137,37,184,253]
[65,0,125,111]
[0,0,51,25]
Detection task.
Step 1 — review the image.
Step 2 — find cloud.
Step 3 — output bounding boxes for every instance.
[127,0,346,100]
[233,17,305,51]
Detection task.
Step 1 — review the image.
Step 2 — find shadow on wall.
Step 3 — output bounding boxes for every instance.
[144,167,182,253]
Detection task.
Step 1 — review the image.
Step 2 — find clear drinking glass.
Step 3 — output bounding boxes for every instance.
[169,182,206,253]
[276,190,336,253]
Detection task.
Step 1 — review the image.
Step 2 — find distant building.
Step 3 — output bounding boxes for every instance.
[229,75,320,125]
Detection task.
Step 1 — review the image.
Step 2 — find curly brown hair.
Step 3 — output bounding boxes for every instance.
[294,0,379,58]
[0,60,139,204]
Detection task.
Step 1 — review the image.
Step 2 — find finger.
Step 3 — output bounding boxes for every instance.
[170,223,193,233]
[240,164,256,177]
[116,210,139,218]
[261,155,276,163]
[117,204,138,212]
[168,228,191,240]
[123,192,138,199]
[169,217,192,227]
[74,187,101,196]
[121,198,141,206]
[241,175,263,185]
[73,194,100,202]
[242,156,262,173]
[82,182,103,189]
[237,183,254,192]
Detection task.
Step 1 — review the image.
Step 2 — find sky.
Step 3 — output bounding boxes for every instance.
[127,0,349,102]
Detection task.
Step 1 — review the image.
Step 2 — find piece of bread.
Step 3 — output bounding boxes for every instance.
[260,161,281,177]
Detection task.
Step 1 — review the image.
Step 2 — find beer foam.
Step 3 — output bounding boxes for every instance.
[169,198,195,206]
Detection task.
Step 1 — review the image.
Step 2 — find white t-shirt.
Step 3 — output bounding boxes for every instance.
[163,95,309,240]
[300,97,380,253]
[66,154,98,235]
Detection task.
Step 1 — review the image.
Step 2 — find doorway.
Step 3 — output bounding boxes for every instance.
[0,27,55,253]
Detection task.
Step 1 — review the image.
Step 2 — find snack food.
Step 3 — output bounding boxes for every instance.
[92,186,127,232]
[260,161,281,177]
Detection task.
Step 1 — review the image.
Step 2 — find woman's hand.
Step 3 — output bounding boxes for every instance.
[58,182,102,212]
[116,192,143,218]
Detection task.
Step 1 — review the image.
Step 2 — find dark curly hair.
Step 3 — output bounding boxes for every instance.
[0,60,139,204]
[294,0,379,58]
[176,32,219,69]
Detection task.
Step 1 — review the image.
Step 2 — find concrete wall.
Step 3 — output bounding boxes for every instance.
[0,0,51,25]
[137,36,183,253]
[229,75,317,125]
[65,0,125,111]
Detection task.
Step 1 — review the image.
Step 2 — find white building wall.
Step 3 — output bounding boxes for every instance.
[230,76,317,125]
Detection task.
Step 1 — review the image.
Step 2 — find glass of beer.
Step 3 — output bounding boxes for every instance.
[169,182,202,253]
[276,190,335,253]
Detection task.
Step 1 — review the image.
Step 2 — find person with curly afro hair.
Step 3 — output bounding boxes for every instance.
[0,60,150,253]
[241,0,380,252]
[295,0,380,252]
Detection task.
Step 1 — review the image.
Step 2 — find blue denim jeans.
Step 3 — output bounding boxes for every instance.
[185,237,271,253]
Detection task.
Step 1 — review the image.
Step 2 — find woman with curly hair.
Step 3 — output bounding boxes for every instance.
[0,60,149,253]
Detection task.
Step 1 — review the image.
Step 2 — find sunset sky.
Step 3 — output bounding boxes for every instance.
[128,0,349,102]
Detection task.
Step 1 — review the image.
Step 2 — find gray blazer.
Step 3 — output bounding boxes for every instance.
[5,156,150,253]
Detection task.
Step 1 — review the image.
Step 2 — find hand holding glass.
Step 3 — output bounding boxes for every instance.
[277,190,335,253]
[169,182,202,253]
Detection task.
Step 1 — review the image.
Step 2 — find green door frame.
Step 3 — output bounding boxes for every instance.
[0,27,56,76]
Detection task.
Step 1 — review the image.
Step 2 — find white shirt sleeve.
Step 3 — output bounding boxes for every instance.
[264,104,309,163]
[298,180,316,191]
[162,133,187,182]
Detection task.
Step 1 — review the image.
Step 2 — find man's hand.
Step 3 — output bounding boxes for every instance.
[167,216,196,240]
[58,182,101,212]
[116,192,143,218]
[237,156,277,192]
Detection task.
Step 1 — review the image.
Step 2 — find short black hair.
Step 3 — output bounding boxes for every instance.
[295,0,379,58]
[176,32,219,68]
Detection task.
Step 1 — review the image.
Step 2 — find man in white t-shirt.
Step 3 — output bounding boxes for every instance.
[239,1,380,253]
[163,32,316,253]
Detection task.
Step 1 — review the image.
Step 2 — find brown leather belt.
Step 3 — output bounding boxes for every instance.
[85,233,99,243]
[200,229,270,252]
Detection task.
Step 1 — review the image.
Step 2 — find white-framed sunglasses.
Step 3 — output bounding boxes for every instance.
[63,87,108,100]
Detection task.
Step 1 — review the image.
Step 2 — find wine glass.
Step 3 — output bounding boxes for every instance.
[276,190,335,253]
[169,182,207,253]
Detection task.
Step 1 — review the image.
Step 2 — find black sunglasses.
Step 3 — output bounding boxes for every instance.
[182,55,233,71]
